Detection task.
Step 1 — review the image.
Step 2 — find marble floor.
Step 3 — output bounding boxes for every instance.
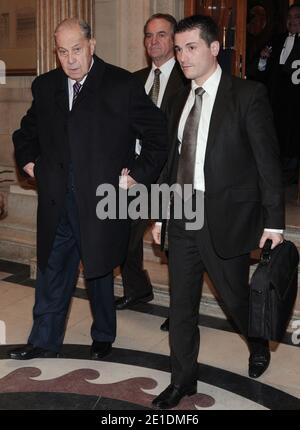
[0,260,299,411]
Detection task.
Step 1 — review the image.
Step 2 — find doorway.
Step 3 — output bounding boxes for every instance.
[184,0,293,78]
[246,0,290,79]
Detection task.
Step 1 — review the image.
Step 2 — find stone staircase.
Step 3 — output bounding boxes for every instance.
[1,183,300,323]
[0,184,37,264]
[114,228,300,323]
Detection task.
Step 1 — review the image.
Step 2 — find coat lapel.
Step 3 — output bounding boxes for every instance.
[168,85,191,183]
[138,67,151,85]
[54,70,69,114]
[160,62,186,112]
[205,73,232,160]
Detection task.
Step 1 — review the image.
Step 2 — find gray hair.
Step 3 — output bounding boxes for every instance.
[55,18,92,40]
[144,13,177,35]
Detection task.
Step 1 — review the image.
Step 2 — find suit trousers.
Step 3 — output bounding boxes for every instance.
[121,218,153,298]
[28,186,116,352]
[168,215,251,387]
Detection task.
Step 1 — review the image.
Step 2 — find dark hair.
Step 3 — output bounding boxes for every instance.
[144,13,177,35]
[78,19,92,40]
[55,18,92,40]
[288,3,300,12]
[175,15,219,46]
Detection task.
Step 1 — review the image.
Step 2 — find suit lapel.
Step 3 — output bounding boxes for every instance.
[205,73,232,160]
[287,33,300,62]
[54,70,69,114]
[273,33,289,60]
[168,85,191,183]
[160,63,185,112]
[139,67,151,85]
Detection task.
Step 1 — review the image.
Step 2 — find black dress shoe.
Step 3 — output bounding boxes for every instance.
[248,350,271,378]
[91,341,112,359]
[9,344,59,360]
[152,383,197,409]
[115,293,154,310]
[160,318,169,332]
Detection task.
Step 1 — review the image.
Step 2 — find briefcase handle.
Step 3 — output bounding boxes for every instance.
[261,239,273,265]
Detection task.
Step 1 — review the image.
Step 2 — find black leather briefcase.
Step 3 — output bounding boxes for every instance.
[248,239,299,341]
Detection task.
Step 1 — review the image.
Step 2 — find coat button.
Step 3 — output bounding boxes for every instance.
[51,199,56,206]
[59,163,64,169]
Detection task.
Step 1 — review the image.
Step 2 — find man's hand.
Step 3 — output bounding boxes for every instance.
[260,45,272,59]
[23,162,35,178]
[119,168,137,190]
[152,223,162,245]
[259,231,284,250]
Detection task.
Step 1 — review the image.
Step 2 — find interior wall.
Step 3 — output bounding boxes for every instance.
[0,0,185,170]
[0,77,33,169]
[95,0,184,71]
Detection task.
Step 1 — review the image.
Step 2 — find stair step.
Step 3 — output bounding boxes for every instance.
[4,183,300,321]
[29,254,300,324]
[0,239,35,264]
[0,220,36,264]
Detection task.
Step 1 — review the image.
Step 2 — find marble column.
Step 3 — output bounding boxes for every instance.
[36,0,94,75]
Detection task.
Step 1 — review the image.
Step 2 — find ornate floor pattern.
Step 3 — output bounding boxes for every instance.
[0,260,299,411]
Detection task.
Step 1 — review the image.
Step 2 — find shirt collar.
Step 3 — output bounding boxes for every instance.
[151,57,176,76]
[191,64,222,97]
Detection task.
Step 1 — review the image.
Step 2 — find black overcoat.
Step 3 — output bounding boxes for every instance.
[13,56,167,277]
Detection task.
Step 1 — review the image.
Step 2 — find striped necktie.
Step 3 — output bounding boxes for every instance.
[177,87,205,199]
[148,68,161,106]
[72,81,82,108]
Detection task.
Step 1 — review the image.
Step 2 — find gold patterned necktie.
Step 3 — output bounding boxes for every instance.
[148,68,161,106]
[177,87,205,197]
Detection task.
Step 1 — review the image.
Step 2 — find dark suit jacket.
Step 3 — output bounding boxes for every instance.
[258,33,300,156]
[13,55,167,277]
[134,61,188,188]
[161,72,285,258]
[134,61,189,113]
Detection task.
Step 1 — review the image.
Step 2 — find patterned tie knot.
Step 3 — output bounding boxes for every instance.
[195,87,205,97]
[154,68,161,76]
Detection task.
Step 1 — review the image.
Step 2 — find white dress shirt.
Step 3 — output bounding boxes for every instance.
[178,64,222,192]
[68,58,94,110]
[144,57,176,108]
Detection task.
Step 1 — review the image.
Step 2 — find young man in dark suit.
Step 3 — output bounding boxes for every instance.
[116,14,188,333]
[152,15,284,409]
[10,18,167,361]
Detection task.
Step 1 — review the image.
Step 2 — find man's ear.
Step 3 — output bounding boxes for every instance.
[211,41,220,57]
